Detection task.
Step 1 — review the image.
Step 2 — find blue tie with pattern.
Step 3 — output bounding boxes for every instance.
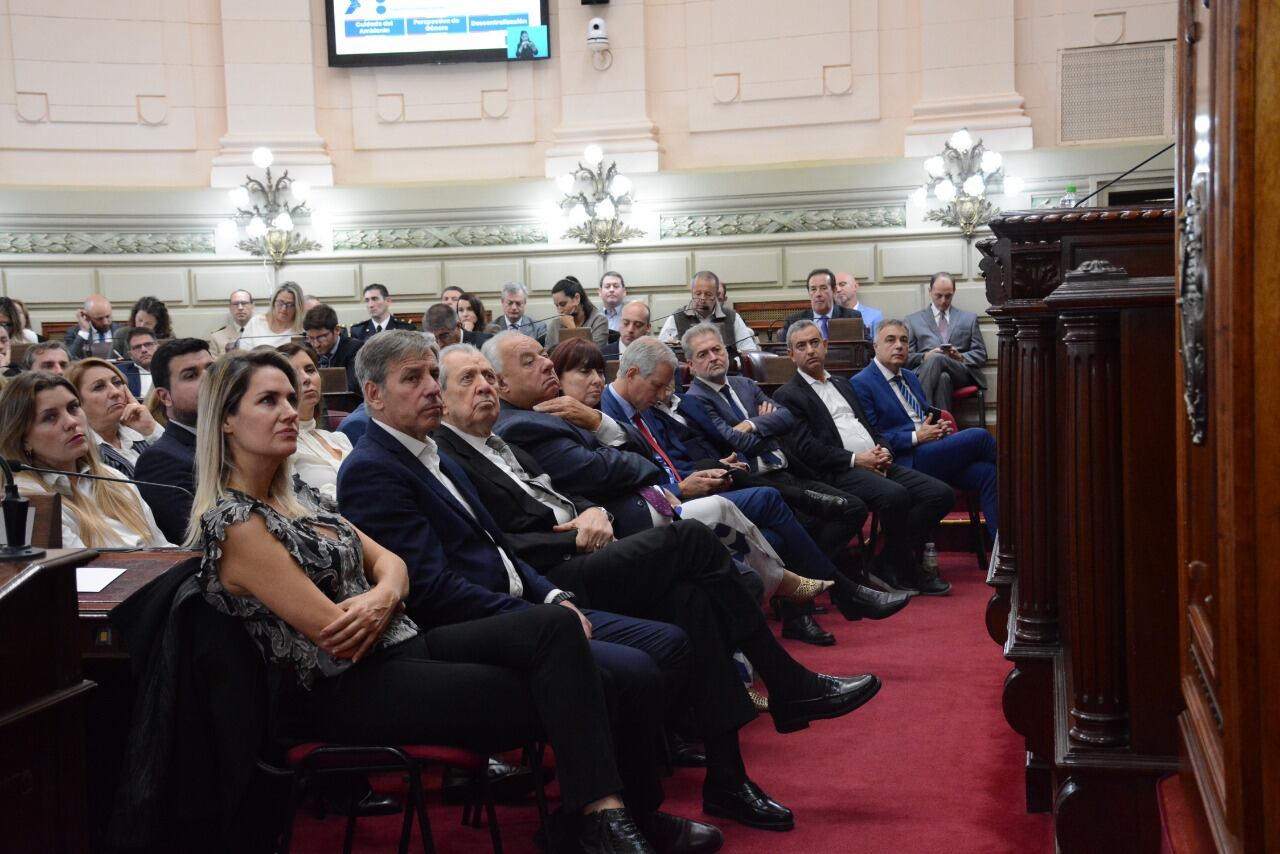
[891,375,928,422]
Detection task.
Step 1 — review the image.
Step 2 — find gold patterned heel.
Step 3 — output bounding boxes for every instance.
[748,689,770,713]
[783,577,834,604]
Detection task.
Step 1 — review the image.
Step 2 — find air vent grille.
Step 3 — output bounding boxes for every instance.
[1059,41,1174,143]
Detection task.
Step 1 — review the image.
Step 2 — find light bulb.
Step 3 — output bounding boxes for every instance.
[273,212,294,231]
[949,129,973,152]
[980,150,1003,174]
[290,179,311,201]
[228,186,250,207]
[909,186,928,207]
[609,174,632,197]
[924,156,945,179]
[252,147,274,169]
[597,198,616,220]
[556,173,576,194]
[583,144,604,166]
[309,209,330,231]
[1194,140,1211,162]
[963,174,986,196]
[570,203,588,225]
[1002,176,1024,196]
[935,181,957,203]
[216,220,238,240]
[246,216,268,237]
[1194,114,1210,134]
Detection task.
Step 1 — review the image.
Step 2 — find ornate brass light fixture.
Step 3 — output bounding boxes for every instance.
[219,148,321,266]
[556,145,644,255]
[910,130,1023,241]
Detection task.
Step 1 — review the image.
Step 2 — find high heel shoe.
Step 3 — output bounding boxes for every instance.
[782,576,834,604]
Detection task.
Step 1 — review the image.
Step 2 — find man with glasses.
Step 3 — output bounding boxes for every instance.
[121,327,158,397]
[658,271,759,355]
[208,289,255,354]
[303,304,364,397]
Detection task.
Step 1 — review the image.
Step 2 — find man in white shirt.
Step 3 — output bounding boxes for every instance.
[598,271,627,334]
[773,320,955,595]
[658,271,759,354]
[124,327,157,398]
[834,272,884,340]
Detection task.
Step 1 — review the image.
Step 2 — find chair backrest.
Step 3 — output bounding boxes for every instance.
[11,342,30,366]
[605,360,619,382]
[938,409,958,431]
[827,317,866,343]
[326,409,351,432]
[27,492,63,549]
[559,327,592,342]
[318,367,348,394]
[762,355,798,384]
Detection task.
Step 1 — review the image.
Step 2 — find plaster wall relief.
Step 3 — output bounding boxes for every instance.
[683,0,880,135]
[0,0,203,152]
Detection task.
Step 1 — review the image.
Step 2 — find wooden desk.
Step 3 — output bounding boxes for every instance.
[1,548,99,853]
[78,549,199,658]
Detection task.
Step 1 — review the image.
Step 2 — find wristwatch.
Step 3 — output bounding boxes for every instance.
[549,590,577,605]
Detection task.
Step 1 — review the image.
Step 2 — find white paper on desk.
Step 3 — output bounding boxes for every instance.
[0,506,35,545]
[76,566,127,594]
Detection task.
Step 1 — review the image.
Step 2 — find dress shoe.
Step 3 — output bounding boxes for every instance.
[831,579,911,621]
[315,787,402,817]
[637,811,724,854]
[869,564,920,596]
[580,807,655,853]
[702,779,794,831]
[798,489,849,519]
[903,571,951,596]
[770,673,882,734]
[748,688,769,713]
[670,735,708,768]
[780,576,834,605]
[780,614,835,646]
[442,756,551,805]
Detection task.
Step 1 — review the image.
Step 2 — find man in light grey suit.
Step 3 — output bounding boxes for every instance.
[904,272,987,407]
[497,282,546,343]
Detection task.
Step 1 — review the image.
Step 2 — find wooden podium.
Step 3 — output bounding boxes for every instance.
[0,548,98,852]
[977,206,1180,852]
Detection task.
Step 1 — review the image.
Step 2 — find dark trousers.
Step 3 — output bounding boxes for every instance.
[718,485,839,579]
[545,520,760,740]
[753,467,866,567]
[295,606,622,813]
[829,464,954,578]
[912,427,998,538]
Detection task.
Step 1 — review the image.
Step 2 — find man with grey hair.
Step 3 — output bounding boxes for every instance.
[498,281,546,342]
[65,294,121,359]
[338,330,698,852]
[658,271,759,354]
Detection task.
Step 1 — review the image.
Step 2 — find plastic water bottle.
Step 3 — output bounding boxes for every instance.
[923,542,940,578]
[1059,184,1078,208]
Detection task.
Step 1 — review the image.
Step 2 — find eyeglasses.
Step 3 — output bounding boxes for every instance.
[305,332,333,346]
[130,341,157,352]
[275,300,296,309]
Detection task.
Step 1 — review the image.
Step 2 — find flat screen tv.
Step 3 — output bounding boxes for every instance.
[326,0,552,68]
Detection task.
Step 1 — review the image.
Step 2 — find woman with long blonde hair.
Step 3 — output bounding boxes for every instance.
[66,357,163,478]
[0,372,170,548]
[238,281,304,349]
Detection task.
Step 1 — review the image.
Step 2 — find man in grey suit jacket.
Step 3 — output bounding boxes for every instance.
[904,272,988,407]
[498,282,547,343]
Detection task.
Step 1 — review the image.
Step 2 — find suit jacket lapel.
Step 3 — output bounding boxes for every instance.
[441,431,557,525]
[789,374,840,444]
[369,422,488,538]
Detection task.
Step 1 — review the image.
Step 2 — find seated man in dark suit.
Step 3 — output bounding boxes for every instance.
[435,343,880,832]
[851,319,998,541]
[602,300,652,359]
[349,283,418,341]
[779,268,863,343]
[337,330,711,850]
[774,321,955,595]
[303,304,363,396]
[903,272,988,407]
[133,338,214,543]
[64,294,123,359]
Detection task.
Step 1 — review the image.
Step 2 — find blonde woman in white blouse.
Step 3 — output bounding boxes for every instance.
[239,281,304,349]
[279,342,353,501]
[66,358,163,478]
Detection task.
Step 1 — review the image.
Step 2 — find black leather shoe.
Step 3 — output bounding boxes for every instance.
[442,756,551,805]
[904,572,951,596]
[580,807,655,853]
[770,673,882,734]
[799,489,849,519]
[637,812,723,854]
[702,779,794,831]
[780,614,835,646]
[317,787,402,817]
[670,735,708,768]
[831,579,911,621]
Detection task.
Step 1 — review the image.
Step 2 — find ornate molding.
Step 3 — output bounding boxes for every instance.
[0,231,214,254]
[995,206,1175,225]
[659,206,906,239]
[1178,177,1208,445]
[332,223,547,250]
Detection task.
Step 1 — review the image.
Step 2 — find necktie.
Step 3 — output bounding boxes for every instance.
[717,386,782,466]
[374,323,382,334]
[630,413,681,484]
[485,435,577,517]
[891,375,928,422]
[818,315,829,339]
[637,486,675,518]
[937,312,949,342]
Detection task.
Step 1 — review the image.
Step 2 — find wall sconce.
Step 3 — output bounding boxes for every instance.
[217,147,321,266]
[909,130,1024,241]
[556,145,644,256]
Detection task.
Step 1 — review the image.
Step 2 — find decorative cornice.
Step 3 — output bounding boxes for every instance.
[994,206,1175,225]
[659,206,906,239]
[0,231,214,254]
[332,223,547,250]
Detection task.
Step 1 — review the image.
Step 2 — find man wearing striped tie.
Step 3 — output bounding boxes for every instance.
[851,319,998,543]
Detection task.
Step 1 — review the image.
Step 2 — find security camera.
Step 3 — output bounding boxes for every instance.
[587,18,609,52]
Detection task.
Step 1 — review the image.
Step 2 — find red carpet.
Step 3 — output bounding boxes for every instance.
[292,552,1053,852]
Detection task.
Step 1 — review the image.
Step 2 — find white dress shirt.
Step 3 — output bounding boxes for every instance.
[377,421,564,603]
[441,422,576,525]
[799,369,876,463]
[657,306,760,352]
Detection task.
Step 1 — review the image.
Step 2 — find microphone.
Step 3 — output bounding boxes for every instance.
[7,461,194,497]
[0,458,43,561]
[1071,142,1174,208]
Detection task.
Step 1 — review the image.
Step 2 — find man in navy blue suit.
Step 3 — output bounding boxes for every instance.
[851,319,997,541]
[133,338,214,543]
[337,330,719,850]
